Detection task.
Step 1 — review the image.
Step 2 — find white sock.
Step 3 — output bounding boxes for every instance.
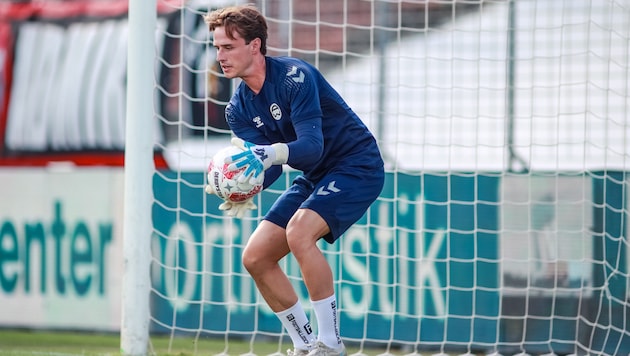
[275,301,316,350]
[312,294,343,349]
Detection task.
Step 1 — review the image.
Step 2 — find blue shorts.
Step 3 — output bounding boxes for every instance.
[264,165,385,244]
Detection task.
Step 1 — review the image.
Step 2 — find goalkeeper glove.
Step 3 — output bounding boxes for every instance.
[226,137,289,185]
[218,199,257,218]
[205,179,257,218]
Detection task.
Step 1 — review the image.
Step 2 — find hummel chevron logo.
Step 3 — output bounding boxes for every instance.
[287,66,305,83]
[317,181,340,196]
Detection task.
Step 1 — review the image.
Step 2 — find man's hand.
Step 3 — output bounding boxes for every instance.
[218,199,257,218]
[225,137,288,185]
[205,178,257,218]
[205,171,257,218]
[226,138,271,184]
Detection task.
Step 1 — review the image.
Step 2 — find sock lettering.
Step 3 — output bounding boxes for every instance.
[331,301,342,345]
[287,313,311,344]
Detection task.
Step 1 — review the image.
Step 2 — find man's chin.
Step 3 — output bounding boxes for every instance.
[222,70,236,79]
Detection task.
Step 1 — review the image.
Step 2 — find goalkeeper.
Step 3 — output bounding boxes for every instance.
[204,5,384,356]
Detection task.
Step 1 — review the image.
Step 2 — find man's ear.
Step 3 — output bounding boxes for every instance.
[251,37,261,54]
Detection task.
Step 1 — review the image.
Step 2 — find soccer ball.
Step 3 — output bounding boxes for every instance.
[207,146,263,202]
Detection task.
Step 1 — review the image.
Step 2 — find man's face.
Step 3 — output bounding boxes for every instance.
[213,26,256,79]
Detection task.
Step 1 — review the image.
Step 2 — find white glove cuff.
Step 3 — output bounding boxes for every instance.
[270,143,289,165]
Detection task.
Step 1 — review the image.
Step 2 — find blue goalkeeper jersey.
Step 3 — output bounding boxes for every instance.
[225,56,383,185]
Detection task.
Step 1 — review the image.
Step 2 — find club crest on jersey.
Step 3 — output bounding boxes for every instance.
[270,103,282,120]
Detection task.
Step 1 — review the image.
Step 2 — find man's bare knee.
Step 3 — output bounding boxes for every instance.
[286,210,329,256]
[242,221,290,275]
[241,248,255,274]
[242,246,269,275]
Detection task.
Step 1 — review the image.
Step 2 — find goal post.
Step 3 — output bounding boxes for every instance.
[122,0,630,355]
[121,0,157,354]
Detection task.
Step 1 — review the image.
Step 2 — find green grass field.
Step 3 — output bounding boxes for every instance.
[0,330,289,356]
[0,330,419,356]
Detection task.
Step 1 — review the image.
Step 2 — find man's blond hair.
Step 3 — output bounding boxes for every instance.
[204,4,268,55]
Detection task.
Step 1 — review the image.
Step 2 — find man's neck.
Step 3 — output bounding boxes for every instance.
[243,55,266,94]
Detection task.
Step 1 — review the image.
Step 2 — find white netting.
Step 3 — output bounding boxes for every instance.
[146,0,630,355]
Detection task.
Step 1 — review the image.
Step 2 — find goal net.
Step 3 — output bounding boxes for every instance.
[142,0,630,355]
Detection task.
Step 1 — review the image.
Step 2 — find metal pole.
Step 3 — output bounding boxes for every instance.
[506,0,528,173]
[121,0,156,354]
